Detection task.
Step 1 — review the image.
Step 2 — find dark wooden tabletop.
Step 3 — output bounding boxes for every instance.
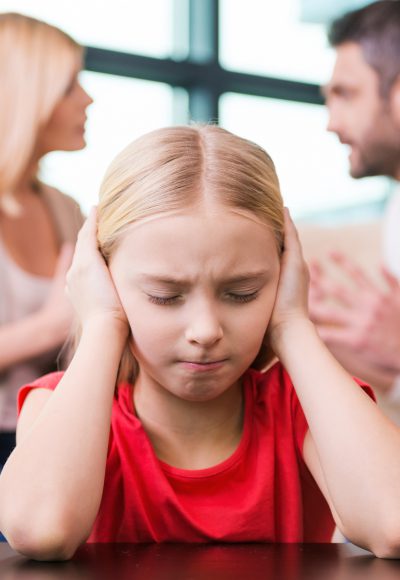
[1,542,400,580]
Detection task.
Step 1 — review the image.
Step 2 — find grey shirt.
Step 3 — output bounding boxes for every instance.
[0,184,84,430]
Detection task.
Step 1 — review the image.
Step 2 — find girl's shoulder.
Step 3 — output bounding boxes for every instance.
[242,362,304,427]
[244,361,295,399]
[245,361,374,402]
[17,374,136,434]
[243,363,309,458]
[18,373,133,414]
[17,371,64,415]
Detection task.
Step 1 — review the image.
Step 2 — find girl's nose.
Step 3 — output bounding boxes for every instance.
[184,302,223,347]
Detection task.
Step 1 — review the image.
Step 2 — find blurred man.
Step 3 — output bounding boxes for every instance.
[309,0,400,419]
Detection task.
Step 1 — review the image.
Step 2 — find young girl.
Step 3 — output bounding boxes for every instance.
[1,125,400,561]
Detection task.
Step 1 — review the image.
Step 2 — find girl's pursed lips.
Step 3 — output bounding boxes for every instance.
[178,359,228,372]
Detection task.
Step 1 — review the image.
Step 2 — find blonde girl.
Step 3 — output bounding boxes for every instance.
[1,126,400,560]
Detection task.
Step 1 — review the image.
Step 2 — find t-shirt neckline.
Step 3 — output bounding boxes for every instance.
[123,371,254,479]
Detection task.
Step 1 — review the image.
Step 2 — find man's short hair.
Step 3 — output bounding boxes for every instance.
[328,0,400,97]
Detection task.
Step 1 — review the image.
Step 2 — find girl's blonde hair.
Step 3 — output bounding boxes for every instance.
[0,13,82,205]
[97,125,284,384]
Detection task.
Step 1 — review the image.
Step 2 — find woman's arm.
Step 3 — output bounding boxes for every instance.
[0,244,74,371]
[270,209,400,558]
[0,210,129,560]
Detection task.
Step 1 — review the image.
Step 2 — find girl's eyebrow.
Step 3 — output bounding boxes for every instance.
[137,270,271,285]
[223,270,271,284]
[138,274,188,286]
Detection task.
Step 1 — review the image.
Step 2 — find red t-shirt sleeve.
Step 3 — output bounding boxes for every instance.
[284,371,376,542]
[291,374,376,457]
[17,371,64,416]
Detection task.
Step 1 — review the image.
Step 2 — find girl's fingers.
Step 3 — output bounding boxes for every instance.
[283,207,297,244]
[283,207,304,259]
[76,206,98,244]
[86,205,98,229]
[73,207,102,269]
[273,207,310,313]
[54,243,75,278]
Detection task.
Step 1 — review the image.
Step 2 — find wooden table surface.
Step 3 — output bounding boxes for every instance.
[1,542,400,579]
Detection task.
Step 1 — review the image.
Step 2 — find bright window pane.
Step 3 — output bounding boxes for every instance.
[0,0,175,57]
[220,93,390,220]
[220,0,372,84]
[41,73,174,214]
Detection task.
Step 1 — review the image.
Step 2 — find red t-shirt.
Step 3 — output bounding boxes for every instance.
[18,363,373,543]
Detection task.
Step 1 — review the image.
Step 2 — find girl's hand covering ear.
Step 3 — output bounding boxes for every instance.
[66,207,129,336]
[268,208,311,351]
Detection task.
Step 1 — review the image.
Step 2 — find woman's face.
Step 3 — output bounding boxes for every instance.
[109,203,281,402]
[36,71,93,155]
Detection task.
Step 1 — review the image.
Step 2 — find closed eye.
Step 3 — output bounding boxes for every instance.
[225,291,259,304]
[147,294,182,306]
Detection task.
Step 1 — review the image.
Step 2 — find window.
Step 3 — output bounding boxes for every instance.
[220,93,389,220]
[220,0,374,84]
[41,72,175,213]
[1,0,385,221]
[220,0,334,84]
[0,0,176,57]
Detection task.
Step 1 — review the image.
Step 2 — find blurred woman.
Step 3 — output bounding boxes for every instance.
[0,12,92,468]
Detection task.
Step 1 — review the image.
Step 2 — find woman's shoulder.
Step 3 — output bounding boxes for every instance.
[39,182,81,209]
[39,182,85,241]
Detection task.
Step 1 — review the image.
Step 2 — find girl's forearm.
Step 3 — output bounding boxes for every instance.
[0,318,126,558]
[273,319,400,554]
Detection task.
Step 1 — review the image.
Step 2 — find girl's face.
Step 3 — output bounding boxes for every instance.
[36,70,93,155]
[109,203,281,402]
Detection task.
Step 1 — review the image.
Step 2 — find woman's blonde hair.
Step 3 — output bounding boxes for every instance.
[97,125,284,384]
[0,13,82,205]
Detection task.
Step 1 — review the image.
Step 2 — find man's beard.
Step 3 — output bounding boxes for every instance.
[350,113,400,179]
